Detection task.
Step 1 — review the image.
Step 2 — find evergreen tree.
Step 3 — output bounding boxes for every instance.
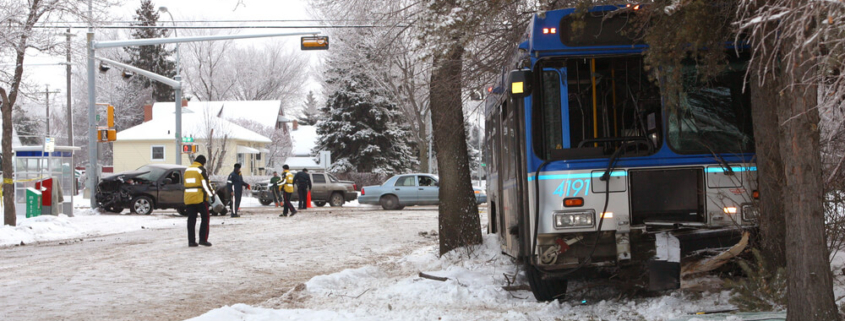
[124,0,175,103]
[315,56,417,174]
[297,91,321,125]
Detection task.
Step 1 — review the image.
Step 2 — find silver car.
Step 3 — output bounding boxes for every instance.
[358,173,487,210]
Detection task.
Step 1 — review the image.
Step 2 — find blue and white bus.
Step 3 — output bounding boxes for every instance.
[484,5,758,301]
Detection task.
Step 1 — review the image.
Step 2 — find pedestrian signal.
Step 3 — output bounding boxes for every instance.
[97,128,116,142]
[182,143,198,154]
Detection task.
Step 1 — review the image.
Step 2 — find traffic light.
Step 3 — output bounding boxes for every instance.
[301,36,329,51]
[182,143,198,154]
[107,105,115,128]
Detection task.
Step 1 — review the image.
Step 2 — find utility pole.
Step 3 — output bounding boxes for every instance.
[65,29,75,148]
[87,0,97,208]
[36,85,61,137]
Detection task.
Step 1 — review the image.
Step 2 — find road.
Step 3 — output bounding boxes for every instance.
[0,206,440,321]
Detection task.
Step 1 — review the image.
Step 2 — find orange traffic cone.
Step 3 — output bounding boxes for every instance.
[307,191,313,208]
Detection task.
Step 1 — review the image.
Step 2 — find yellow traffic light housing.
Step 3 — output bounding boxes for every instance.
[301,36,329,51]
[107,105,115,128]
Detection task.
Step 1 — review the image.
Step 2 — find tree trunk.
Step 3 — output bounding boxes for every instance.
[750,73,787,269]
[430,41,482,256]
[779,62,838,321]
[1,88,15,226]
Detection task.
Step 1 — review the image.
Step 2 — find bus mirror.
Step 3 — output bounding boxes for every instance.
[509,70,532,99]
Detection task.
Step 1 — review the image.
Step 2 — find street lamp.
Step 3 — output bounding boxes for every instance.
[158,6,181,76]
[158,6,183,165]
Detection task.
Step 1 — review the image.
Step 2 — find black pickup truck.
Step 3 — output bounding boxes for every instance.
[253,172,357,207]
[96,164,229,215]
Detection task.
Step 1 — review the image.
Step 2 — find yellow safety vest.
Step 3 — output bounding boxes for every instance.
[282,170,295,193]
[184,162,211,205]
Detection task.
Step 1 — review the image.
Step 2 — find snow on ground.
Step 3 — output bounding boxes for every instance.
[0,209,180,247]
[190,233,785,321]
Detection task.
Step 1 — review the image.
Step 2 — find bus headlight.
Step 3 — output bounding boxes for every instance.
[554,210,595,229]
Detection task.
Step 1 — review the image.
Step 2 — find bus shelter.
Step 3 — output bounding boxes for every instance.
[13,146,80,216]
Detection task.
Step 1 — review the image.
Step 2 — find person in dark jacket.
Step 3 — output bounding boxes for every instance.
[226,163,250,218]
[293,168,312,209]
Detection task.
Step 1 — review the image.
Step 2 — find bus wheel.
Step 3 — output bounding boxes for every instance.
[524,263,568,302]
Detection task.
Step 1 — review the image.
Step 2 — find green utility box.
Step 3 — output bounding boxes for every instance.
[26,188,42,218]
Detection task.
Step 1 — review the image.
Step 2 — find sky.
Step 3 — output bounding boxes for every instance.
[21,0,321,108]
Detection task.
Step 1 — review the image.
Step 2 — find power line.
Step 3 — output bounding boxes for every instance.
[33,25,407,30]
[38,19,390,24]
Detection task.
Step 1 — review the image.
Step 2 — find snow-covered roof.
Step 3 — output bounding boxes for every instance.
[291,125,318,156]
[282,156,324,171]
[117,112,271,143]
[152,100,283,129]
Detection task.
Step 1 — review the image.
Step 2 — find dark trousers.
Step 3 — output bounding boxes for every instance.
[187,202,210,244]
[298,188,308,209]
[232,188,243,215]
[282,191,297,215]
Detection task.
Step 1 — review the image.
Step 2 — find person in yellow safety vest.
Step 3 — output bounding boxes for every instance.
[184,155,214,247]
[279,164,298,217]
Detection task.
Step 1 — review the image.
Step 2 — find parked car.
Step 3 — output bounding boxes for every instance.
[254,172,357,207]
[358,173,487,210]
[95,164,229,215]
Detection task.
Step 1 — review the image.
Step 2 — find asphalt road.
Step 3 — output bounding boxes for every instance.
[0,205,440,321]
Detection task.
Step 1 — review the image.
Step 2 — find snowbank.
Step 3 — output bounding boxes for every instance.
[0,211,180,247]
[190,234,746,321]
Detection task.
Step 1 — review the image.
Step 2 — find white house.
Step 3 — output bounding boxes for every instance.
[114,101,272,176]
[283,121,325,171]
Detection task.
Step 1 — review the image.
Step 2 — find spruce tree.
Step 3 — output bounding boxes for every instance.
[124,0,175,102]
[297,91,321,125]
[315,57,417,174]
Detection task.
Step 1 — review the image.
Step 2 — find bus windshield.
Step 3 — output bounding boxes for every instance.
[667,60,754,154]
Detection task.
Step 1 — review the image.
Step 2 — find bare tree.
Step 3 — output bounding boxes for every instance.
[181,24,237,101]
[193,108,231,176]
[229,42,309,102]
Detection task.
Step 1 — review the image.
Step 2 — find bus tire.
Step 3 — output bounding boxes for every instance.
[524,263,568,302]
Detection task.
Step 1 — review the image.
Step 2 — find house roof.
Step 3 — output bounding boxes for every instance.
[116,112,272,143]
[152,100,283,129]
[283,156,323,170]
[291,125,318,156]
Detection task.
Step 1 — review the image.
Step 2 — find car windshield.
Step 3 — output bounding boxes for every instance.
[135,166,168,181]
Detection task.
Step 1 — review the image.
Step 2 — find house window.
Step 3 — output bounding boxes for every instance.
[151,145,165,161]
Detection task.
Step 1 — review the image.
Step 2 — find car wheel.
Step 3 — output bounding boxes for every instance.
[395,206,405,210]
[314,201,327,207]
[105,206,124,214]
[380,195,399,210]
[329,192,344,207]
[524,263,568,302]
[131,196,154,215]
[177,207,188,216]
[259,199,273,206]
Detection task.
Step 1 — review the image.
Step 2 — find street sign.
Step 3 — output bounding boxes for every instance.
[480,163,486,167]
[95,114,100,122]
[182,137,194,143]
[44,137,55,152]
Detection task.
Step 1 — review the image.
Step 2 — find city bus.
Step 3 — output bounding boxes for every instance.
[484,4,758,301]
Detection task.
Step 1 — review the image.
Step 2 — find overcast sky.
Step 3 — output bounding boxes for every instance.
[24,0,320,105]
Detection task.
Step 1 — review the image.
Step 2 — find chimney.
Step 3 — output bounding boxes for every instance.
[143,104,153,122]
[182,99,188,107]
[292,119,299,131]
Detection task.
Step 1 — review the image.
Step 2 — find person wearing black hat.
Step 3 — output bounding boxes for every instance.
[293,168,312,210]
[226,163,250,218]
[184,155,214,247]
[280,164,297,217]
